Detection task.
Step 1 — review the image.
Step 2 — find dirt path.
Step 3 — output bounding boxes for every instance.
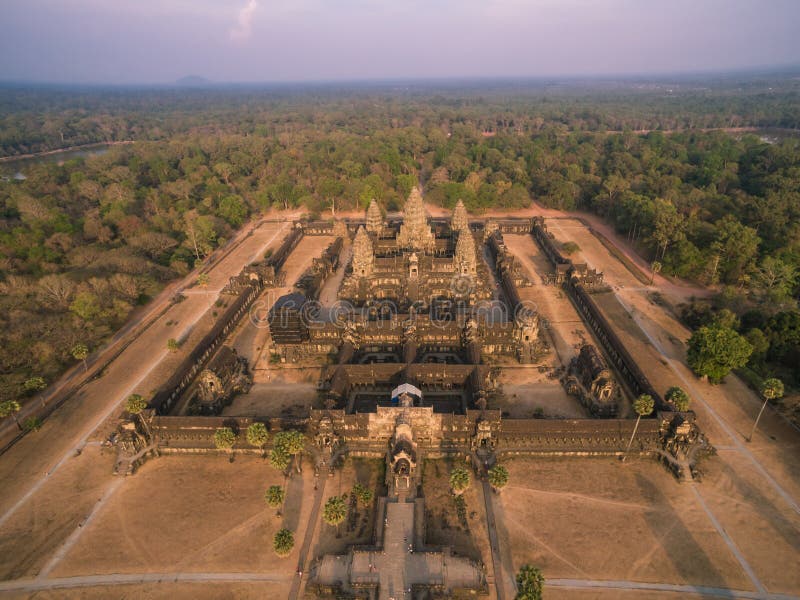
[545,578,798,600]
[0,572,293,593]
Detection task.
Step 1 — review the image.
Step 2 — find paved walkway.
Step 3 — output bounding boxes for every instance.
[481,479,508,600]
[288,473,326,600]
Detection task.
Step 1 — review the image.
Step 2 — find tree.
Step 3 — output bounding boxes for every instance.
[687,325,753,383]
[217,194,248,227]
[323,495,347,529]
[125,394,148,414]
[273,528,294,557]
[623,394,655,461]
[0,400,22,430]
[664,386,690,412]
[167,338,180,352]
[269,447,291,471]
[184,210,217,261]
[449,467,471,495]
[650,198,685,259]
[747,378,784,442]
[488,464,509,492]
[650,261,662,286]
[70,342,89,371]
[214,427,236,452]
[23,416,43,432]
[23,376,47,407]
[265,485,285,512]
[196,273,211,305]
[246,422,269,454]
[272,429,305,472]
[352,483,374,507]
[515,564,544,600]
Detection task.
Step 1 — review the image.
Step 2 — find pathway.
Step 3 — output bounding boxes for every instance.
[288,472,327,600]
[481,479,508,600]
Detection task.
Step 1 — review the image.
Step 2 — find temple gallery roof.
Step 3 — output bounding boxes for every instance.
[391,383,423,402]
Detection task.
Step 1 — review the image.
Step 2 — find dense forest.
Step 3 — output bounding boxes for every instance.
[0,77,798,405]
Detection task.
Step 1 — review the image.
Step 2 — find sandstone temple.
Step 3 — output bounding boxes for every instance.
[112,185,711,599]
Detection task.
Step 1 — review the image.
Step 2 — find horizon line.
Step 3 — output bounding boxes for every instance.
[2,62,800,89]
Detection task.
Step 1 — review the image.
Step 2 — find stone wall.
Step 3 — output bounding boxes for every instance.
[531,222,665,410]
[149,281,264,415]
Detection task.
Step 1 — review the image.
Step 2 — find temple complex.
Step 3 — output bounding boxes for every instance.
[111,183,712,599]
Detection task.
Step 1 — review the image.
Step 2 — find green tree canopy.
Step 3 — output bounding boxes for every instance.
[23,377,46,394]
[515,564,544,600]
[760,378,785,402]
[352,483,374,507]
[265,485,285,509]
[213,427,236,450]
[246,422,269,448]
[633,394,655,417]
[0,400,21,418]
[449,467,471,495]
[269,448,291,471]
[70,342,89,362]
[687,325,753,383]
[323,495,348,527]
[125,394,148,414]
[488,464,509,491]
[664,386,690,412]
[273,528,294,557]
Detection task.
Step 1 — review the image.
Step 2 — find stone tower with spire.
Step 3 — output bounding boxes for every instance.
[455,229,477,275]
[351,226,374,278]
[397,187,435,252]
[366,199,383,235]
[451,199,469,233]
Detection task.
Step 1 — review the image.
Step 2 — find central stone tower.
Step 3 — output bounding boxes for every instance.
[397,187,435,253]
[352,226,375,277]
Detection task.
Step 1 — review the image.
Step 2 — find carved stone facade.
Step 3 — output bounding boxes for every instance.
[565,344,620,417]
[188,346,252,415]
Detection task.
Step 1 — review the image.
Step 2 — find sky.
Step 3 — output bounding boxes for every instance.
[1,0,799,84]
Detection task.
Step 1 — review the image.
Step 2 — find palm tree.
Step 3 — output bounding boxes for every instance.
[23,377,47,408]
[488,464,509,493]
[246,422,269,456]
[352,483,374,507]
[269,447,291,471]
[167,338,180,353]
[213,427,237,455]
[273,528,294,557]
[515,564,544,600]
[265,485,285,514]
[623,394,654,461]
[649,260,662,285]
[323,495,347,533]
[125,394,148,414]
[70,342,89,372]
[747,378,784,442]
[664,386,690,412]
[273,429,305,472]
[197,273,212,306]
[0,400,22,430]
[449,467,471,495]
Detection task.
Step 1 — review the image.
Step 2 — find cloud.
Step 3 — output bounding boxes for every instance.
[230,0,258,42]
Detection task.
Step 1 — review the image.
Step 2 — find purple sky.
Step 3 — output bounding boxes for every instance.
[2,0,799,83]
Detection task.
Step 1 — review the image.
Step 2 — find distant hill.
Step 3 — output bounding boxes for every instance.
[175,75,211,87]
